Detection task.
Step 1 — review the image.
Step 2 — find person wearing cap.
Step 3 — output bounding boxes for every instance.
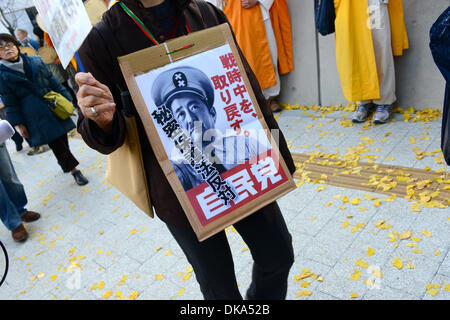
[76,0,295,300]
[0,120,41,242]
[151,65,263,190]
[0,33,89,186]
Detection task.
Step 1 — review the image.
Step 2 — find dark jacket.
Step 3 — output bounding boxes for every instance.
[0,54,75,147]
[430,6,450,165]
[77,0,296,227]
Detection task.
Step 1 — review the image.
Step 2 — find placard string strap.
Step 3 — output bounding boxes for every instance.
[118,1,160,45]
[118,1,194,55]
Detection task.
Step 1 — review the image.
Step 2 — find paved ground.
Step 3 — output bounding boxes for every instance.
[0,106,449,300]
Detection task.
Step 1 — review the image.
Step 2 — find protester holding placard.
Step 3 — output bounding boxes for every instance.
[76,0,296,300]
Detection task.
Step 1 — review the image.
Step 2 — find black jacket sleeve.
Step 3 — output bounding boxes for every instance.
[76,27,126,155]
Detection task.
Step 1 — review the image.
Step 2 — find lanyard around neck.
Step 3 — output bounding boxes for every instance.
[118,1,191,46]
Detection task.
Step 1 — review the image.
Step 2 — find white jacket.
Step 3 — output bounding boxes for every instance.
[0,120,14,144]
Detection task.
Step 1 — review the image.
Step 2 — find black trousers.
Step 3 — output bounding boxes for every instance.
[166,202,294,300]
[10,130,23,148]
[47,134,79,173]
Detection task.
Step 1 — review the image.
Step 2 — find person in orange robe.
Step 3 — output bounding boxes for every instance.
[206,0,294,112]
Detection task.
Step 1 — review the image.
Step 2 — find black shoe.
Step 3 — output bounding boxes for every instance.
[16,144,23,151]
[27,145,50,156]
[72,170,89,186]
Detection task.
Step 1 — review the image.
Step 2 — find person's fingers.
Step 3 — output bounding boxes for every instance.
[75,72,96,87]
[86,102,116,115]
[91,80,113,97]
[77,84,111,102]
[78,96,111,110]
[80,102,116,120]
[76,72,113,97]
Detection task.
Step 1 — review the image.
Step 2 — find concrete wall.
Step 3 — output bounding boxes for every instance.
[280,0,449,110]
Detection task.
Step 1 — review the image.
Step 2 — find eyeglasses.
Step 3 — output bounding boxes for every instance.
[0,43,15,51]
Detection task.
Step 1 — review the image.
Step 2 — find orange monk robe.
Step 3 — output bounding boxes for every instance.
[223,0,294,90]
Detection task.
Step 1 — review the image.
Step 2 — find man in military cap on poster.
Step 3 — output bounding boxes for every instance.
[151,65,264,191]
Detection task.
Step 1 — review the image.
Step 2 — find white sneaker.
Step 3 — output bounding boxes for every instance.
[352,104,372,123]
[373,105,393,124]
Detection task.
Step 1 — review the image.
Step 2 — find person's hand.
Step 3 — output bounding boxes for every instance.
[75,72,116,132]
[241,0,258,9]
[16,124,29,139]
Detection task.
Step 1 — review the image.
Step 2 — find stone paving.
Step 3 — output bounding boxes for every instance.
[0,106,449,300]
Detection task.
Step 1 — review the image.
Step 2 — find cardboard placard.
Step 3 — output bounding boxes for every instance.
[118,24,296,241]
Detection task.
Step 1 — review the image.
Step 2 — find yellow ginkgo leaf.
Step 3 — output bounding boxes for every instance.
[392,257,403,270]
[296,290,312,297]
[355,258,369,269]
[375,220,392,230]
[129,291,139,300]
[129,229,139,235]
[421,230,432,237]
[300,281,310,288]
[103,290,113,299]
[350,292,359,299]
[426,288,439,297]
[398,230,412,240]
[349,269,361,280]
[351,198,361,205]
[351,226,360,233]
[182,273,192,282]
